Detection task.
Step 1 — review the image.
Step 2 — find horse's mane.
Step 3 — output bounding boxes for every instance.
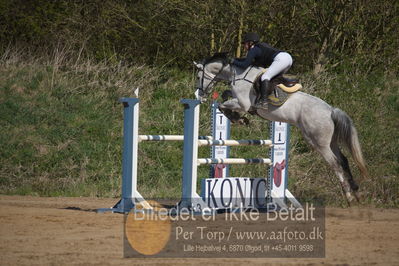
[203,52,229,65]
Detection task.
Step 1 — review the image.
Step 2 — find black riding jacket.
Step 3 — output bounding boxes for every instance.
[232,42,281,69]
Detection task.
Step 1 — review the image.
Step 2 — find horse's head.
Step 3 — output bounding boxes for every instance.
[193,53,231,102]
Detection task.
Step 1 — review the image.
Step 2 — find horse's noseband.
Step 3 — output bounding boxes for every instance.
[197,62,228,95]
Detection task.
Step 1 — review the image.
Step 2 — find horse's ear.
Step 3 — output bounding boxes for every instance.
[193,61,204,70]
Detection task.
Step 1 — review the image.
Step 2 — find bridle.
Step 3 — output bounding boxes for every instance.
[197,62,227,96]
[197,60,257,96]
[231,66,257,86]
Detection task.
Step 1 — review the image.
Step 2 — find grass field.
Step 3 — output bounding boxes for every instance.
[1,49,398,207]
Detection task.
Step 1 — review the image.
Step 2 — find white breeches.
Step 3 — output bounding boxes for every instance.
[261,52,293,81]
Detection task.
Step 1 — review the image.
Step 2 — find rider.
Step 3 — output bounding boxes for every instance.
[231,32,293,109]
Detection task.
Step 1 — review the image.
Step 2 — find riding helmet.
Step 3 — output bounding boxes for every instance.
[242,32,260,43]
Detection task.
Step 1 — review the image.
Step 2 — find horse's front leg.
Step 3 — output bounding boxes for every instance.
[231,83,255,112]
[219,99,249,125]
[219,98,245,112]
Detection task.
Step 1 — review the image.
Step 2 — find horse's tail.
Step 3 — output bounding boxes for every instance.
[331,108,369,179]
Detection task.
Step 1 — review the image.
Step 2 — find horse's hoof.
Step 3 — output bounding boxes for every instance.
[221,90,233,101]
[345,192,364,207]
[345,192,355,205]
[354,191,363,203]
[237,117,250,125]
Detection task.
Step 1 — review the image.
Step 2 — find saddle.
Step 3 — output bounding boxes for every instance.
[255,73,303,106]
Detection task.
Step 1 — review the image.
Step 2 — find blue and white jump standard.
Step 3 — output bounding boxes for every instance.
[98,97,300,213]
[97,98,150,213]
[179,99,273,213]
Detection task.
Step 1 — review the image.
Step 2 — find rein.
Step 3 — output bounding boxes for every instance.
[199,61,256,95]
[199,62,227,95]
[231,66,256,86]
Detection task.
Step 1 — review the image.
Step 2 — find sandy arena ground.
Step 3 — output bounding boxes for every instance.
[0,195,398,265]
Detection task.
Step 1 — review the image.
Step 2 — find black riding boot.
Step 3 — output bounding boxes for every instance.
[256,79,272,109]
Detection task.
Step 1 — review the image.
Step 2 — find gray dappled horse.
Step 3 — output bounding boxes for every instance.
[194,53,368,204]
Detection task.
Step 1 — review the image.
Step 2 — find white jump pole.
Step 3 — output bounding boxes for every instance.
[138,135,213,142]
[198,158,272,165]
[199,139,272,146]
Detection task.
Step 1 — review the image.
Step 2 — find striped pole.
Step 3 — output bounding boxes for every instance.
[138,135,212,142]
[198,158,272,165]
[198,139,272,147]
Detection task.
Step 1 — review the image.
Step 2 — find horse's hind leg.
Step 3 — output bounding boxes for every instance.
[299,123,357,205]
[317,146,357,204]
[331,144,360,202]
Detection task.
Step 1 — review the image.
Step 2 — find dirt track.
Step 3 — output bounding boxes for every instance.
[0,195,398,265]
